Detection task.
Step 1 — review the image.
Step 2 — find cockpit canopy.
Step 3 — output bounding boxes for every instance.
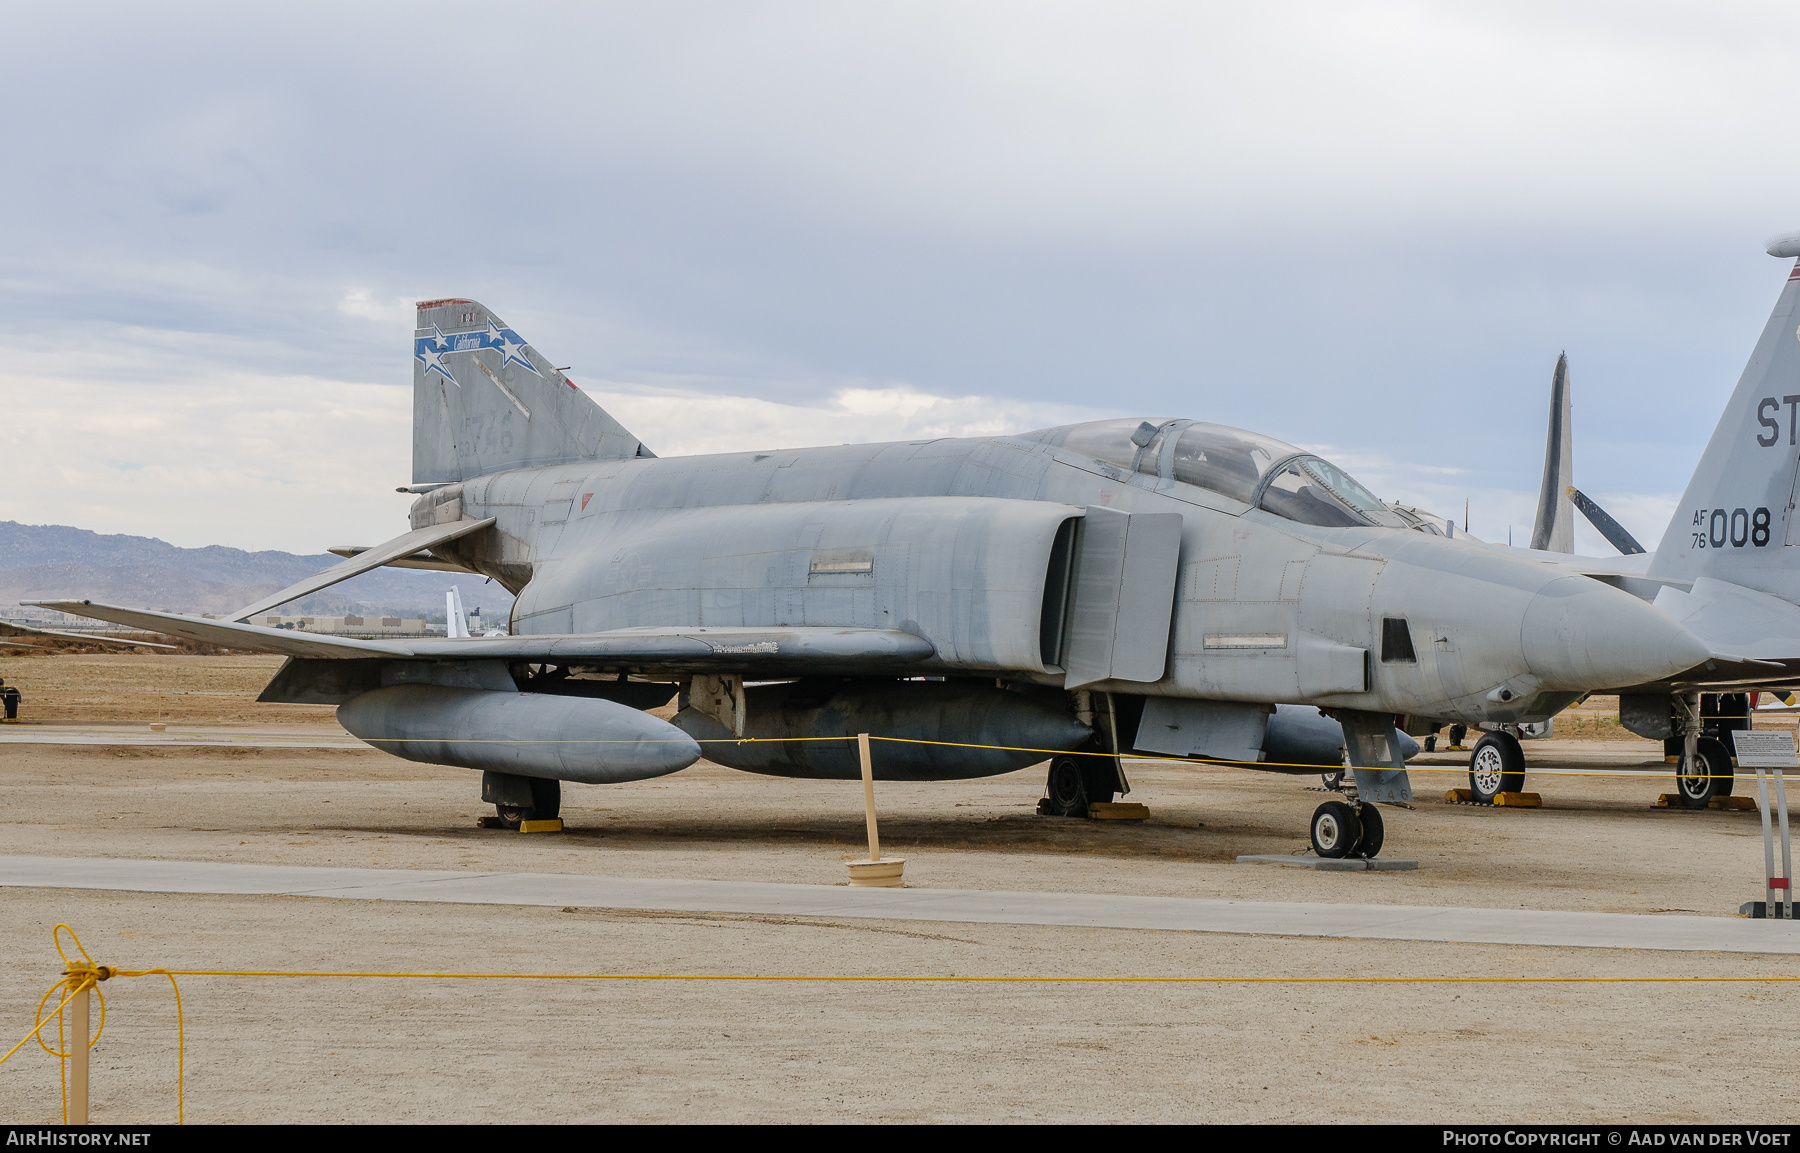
[1022,418,1405,529]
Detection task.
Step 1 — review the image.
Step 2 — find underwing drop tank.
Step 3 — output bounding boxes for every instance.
[338,685,701,782]
[675,679,1092,780]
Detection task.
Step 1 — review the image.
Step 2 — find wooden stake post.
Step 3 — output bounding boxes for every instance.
[69,976,90,1124]
[845,733,905,887]
[859,733,880,862]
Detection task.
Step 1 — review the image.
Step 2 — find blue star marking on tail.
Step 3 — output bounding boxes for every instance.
[416,327,456,385]
[414,320,543,384]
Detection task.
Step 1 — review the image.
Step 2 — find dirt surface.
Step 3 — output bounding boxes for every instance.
[0,654,335,725]
[7,889,1796,1126]
[4,656,1800,1122]
[0,738,1789,909]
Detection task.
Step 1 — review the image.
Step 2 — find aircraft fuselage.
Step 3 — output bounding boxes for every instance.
[422,426,1701,728]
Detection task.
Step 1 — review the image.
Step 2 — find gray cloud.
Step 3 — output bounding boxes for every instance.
[2,1,1794,550]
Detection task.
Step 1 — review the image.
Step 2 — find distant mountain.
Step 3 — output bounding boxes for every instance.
[0,521,514,619]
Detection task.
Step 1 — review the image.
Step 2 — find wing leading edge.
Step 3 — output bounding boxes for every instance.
[25,601,935,675]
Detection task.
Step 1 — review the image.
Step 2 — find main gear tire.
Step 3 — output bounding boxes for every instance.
[1042,756,1091,817]
[1468,732,1525,804]
[1675,737,1735,809]
[491,776,561,829]
[1356,803,1385,858]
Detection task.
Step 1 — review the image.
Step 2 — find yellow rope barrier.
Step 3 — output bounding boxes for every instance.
[0,927,183,1125]
[9,923,1800,1123]
[0,726,1767,779]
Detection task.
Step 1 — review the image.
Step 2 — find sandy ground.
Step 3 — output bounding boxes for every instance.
[3,657,1799,1123]
[0,653,337,726]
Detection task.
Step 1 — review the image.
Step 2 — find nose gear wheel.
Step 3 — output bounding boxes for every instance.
[1310,800,1363,859]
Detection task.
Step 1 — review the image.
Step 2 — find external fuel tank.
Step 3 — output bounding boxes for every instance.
[673,679,1092,780]
[338,684,700,782]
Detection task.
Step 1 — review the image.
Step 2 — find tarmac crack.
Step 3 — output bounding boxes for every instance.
[553,905,982,943]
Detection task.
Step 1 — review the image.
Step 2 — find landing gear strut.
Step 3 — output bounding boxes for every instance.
[482,771,560,830]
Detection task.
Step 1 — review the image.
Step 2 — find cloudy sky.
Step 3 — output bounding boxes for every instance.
[3,1,1797,555]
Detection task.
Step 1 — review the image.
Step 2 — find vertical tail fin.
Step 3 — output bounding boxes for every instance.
[1529,353,1575,553]
[446,586,470,639]
[412,298,654,484]
[1648,241,1800,601]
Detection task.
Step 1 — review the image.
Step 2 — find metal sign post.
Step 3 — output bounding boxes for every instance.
[1731,730,1795,918]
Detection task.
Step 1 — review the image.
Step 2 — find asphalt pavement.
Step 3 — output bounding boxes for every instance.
[6,853,1798,954]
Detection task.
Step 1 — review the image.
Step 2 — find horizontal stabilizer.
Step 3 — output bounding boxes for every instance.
[31,602,934,675]
[1651,578,1800,665]
[228,518,495,621]
[327,546,475,574]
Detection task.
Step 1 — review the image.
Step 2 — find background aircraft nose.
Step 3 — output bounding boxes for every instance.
[1519,576,1710,690]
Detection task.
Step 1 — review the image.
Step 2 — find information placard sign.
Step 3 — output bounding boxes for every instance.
[1731,730,1799,769]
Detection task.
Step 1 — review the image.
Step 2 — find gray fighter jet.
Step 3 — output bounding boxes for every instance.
[1434,236,1800,811]
[33,292,1718,859]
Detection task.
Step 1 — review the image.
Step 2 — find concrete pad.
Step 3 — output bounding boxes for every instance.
[1236,853,1367,871]
[1236,854,1418,872]
[6,853,1799,954]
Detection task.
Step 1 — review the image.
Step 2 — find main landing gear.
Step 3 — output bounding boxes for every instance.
[482,771,560,830]
[1674,737,1735,810]
[1467,731,1526,804]
[1039,754,1120,817]
[1310,779,1386,860]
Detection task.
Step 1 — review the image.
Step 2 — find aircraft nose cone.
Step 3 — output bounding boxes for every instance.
[1520,576,1711,689]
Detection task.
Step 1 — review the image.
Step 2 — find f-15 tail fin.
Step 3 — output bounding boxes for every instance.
[412,298,653,484]
[1648,238,1800,601]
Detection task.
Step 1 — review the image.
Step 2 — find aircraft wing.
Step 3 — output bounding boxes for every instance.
[26,601,416,657]
[25,601,935,674]
[5,624,178,649]
[402,626,935,673]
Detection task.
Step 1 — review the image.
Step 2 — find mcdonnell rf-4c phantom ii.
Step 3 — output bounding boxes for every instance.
[35,292,1724,860]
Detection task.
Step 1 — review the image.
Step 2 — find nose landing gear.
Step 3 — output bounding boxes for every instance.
[1309,794,1386,859]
